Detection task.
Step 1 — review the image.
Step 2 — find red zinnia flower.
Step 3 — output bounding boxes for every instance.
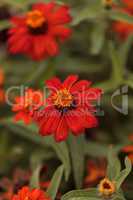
[113,0,133,39]
[12,88,44,124]
[34,75,102,142]
[8,2,72,60]
[12,186,51,200]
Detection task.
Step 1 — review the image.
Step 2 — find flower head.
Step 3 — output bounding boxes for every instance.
[34,75,102,142]
[113,0,133,39]
[12,88,44,124]
[12,186,51,200]
[8,2,72,60]
[98,178,116,197]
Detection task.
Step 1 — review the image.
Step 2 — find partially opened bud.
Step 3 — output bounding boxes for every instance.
[98,178,116,198]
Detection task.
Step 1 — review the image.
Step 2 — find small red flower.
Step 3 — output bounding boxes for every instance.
[113,0,133,39]
[12,88,44,124]
[34,75,102,142]
[8,2,72,60]
[12,186,51,200]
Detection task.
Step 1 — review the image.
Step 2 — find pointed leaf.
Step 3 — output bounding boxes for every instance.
[109,10,133,24]
[68,135,85,189]
[61,188,100,200]
[90,22,105,55]
[115,157,132,189]
[30,165,42,189]
[107,147,121,180]
[47,165,64,200]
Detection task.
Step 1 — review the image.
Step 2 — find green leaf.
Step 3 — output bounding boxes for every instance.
[61,189,100,200]
[30,165,42,189]
[112,191,126,200]
[0,20,11,30]
[48,140,71,181]
[47,165,64,200]
[119,34,133,67]
[94,41,124,92]
[107,147,121,181]
[90,22,105,55]
[0,0,36,10]
[68,135,85,189]
[109,41,124,83]
[30,150,55,170]
[30,149,53,189]
[84,141,109,157]
[109,10,133,24]
[72,2,102,25]
[115,157,132,189]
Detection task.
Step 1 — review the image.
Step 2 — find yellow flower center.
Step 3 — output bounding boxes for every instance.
[26,10,46,29]
[98,178,116,197]
[52,88,73,108]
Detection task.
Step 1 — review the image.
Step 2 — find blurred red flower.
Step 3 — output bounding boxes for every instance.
[12,88,44,124]
[122,134,133,164]
[8,2,72,60]
[12,186,51,200]
[34,75,102,142]
[84,159,106,188]
[0,167,52,200]
[0,168,30,200]
[113,0,133,39]
[0,68,5,104]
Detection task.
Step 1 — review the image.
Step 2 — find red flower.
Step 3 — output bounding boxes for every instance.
[0,167,53,200]
[34,75,102,142]
[0,67,4,85]
[12,88,44,124]
[122,134,133,164]
[12,186,51,200]
[84,159,106,188]
[113,0,133,39]
[0,168,30,200]
[8,2,72,61]
[0,67,5,104]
